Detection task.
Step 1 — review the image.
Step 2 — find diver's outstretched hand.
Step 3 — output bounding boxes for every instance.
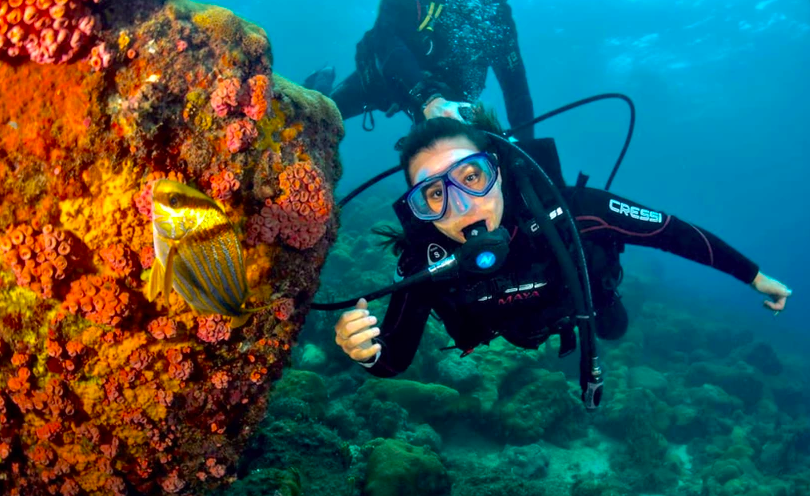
[423,97,473,122]
[751,271,792,314]
[334,298,381,362]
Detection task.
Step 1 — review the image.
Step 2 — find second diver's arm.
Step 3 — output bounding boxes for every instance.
[371,0,453,118]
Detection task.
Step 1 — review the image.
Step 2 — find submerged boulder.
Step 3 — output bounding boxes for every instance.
[0,1,343,494]
[363,439,451,496]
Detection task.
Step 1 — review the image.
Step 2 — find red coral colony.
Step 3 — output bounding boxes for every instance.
[0,0,344,494]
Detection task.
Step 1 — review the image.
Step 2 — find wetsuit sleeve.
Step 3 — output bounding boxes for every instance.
[371,0,448,116]
[358,258,433,378]
[491,1,534,141]
[570,187,760,284]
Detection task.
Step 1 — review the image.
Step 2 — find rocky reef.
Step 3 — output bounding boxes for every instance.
[0,1,343,494]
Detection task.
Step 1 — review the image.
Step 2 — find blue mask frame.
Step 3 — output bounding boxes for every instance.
[406,152,499,221]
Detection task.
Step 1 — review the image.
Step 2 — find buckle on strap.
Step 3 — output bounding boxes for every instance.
[362,105,375,131]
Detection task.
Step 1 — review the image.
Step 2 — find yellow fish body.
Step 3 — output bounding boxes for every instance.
[146,179,258,328]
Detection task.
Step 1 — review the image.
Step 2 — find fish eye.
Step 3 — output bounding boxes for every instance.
[169,194,179,208]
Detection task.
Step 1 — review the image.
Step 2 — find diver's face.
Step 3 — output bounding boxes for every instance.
[409,136,504,244]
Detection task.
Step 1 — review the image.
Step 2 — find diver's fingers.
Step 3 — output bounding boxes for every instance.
[335,315,376,342]
[341,299,369,323]
[346,327,380,350]
[335,308,370,330]
[343,315,378,336]
[350,343,382,362]
[764,297,786,312]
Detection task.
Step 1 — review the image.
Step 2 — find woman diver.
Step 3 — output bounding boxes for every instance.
[332,108,793,381]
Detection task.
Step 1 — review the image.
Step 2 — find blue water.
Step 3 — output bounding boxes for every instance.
[218,0,809,350]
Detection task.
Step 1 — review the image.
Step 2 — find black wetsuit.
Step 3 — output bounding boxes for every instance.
[331,0,535,140]
[361,143,760,378]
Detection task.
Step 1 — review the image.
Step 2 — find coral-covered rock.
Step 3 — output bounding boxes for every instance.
[742,341,783,376]
[685,361,765,408]
[357,379,471,427]
[436,353,483,393]
[627,366,668,393]
[0,1,343,494]
[269,369,329,420]
[492,369,588,446]
[363,439,451,496]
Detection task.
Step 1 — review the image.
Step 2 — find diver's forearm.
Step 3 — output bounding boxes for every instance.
[572,187,759,284]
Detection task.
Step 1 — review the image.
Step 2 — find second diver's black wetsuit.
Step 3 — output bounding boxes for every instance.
[360,143,760,377]
[331,0,535,140]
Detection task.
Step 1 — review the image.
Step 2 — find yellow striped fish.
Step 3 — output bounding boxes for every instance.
[146,179,262,329]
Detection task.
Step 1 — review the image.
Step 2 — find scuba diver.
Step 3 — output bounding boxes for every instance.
[331,110,793,381]
[303,0,535,140]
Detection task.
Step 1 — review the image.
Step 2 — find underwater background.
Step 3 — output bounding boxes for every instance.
[222,0,810,347]
[0,0,803,493]
[209,1,810,495]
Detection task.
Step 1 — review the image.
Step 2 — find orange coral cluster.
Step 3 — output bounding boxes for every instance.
[147,316,177,340]
[62,274,133,326]
[210,77,241,117]
[243,74,269,121]
[245,160,333,250]
[210,74,270,121]
[98,242,137,279]
[0,0,101,64]
[225,118,257,153]
[0,222,76,298]
[276,161,332,220]
[208,169,241,201]
[195,314,230,344]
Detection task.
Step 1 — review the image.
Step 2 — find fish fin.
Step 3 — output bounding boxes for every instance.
[229,313,253,329]
[229,304,273,329]
[164,245,177,307]
[146,260,164,303]
[247,304,273,314]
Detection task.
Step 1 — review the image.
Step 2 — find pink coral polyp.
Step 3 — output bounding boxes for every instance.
[0,0,99,64]
[210,77,241,117]
[225,119,258,153]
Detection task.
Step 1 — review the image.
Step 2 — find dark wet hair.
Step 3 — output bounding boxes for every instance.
[374,104,507,255]
[398,104,505,186]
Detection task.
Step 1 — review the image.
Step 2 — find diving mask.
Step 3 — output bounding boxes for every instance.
[406,152,498,221]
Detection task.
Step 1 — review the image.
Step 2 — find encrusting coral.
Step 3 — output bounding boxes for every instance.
[0,0,344,494]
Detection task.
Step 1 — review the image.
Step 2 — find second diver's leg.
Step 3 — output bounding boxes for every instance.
[330,71,370,121]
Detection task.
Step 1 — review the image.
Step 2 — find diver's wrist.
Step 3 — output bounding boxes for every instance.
[357,349,381,368]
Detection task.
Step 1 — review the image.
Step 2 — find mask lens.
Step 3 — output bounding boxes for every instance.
[449,155,496,195]
[408,177,446,220]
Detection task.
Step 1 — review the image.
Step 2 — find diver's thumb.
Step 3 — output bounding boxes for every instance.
[356,298,368,311]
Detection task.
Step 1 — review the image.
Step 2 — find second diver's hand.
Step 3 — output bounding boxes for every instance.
[423,97,472,122]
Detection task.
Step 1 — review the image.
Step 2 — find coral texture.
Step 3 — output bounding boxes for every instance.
[0,0,344,495]
[0,0,102,65]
